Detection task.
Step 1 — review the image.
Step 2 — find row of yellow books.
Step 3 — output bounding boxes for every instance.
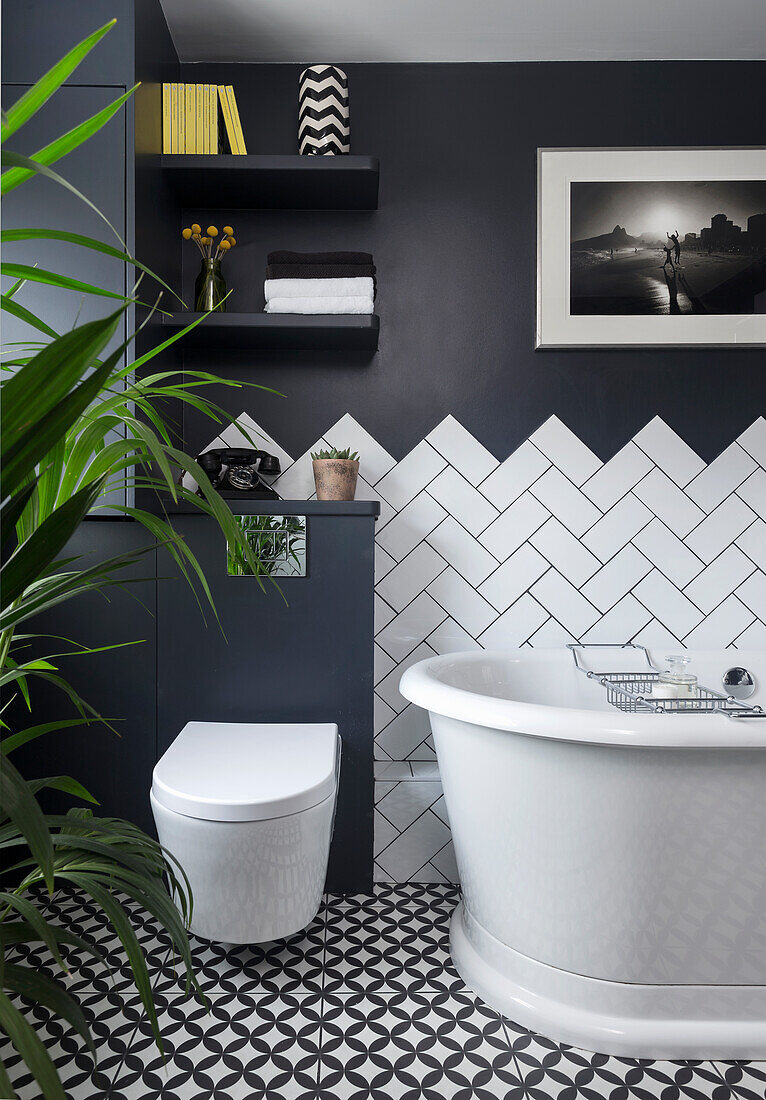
[162,84,247,155]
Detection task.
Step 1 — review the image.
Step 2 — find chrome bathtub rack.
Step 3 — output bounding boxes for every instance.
[567,643,765,720]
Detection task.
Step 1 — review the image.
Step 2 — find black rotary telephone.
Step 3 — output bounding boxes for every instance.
[197,448,282,499]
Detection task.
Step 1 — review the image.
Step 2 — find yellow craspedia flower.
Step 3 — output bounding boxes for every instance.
[207,225,218,237]
[228,237,236,247]
[219,239,231,250]
[223,225,234,236]
[181,227,192,239]
[191,223,201,234]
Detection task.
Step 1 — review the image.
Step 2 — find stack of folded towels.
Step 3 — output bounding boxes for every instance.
[264,250,376,315]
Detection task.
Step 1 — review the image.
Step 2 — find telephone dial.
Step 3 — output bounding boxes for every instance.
[196,448,282,499]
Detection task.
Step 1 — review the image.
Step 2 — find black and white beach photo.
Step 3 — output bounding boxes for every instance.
[570,180,766,316]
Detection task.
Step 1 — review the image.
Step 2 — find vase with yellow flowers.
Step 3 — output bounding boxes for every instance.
[182,223,237,312]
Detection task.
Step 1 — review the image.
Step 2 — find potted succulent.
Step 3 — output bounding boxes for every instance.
[311,446,360,500]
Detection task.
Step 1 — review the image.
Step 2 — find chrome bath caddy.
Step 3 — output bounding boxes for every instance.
[568,643,765,720]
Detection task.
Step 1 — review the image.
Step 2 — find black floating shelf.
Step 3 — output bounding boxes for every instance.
[161,154,379,209]
[159,312,379,351]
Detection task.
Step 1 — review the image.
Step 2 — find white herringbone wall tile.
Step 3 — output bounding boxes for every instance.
[205,412,766,883]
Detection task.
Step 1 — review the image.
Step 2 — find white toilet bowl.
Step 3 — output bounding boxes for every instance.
[150,721,339,944]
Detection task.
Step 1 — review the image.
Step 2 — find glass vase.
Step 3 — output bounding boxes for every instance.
[195,257,227,312]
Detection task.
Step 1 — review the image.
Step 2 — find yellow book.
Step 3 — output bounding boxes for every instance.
[162,84,171,153]
[179,83,186,152]
[201,85,208,154]
[184,84,196,153]
[217,85,237,154]
[169,83,178,153]
[226,86,247,155]
[196,84,206,153]
[178,84,185,153]
[209,84,218,154]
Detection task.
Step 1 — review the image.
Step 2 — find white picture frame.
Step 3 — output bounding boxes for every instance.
[536,147,766,348]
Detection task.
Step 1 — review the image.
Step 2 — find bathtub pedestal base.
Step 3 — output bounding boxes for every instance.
[451,903,766,1059]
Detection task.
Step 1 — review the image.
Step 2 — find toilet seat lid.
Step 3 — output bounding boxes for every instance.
[151,721,338,821]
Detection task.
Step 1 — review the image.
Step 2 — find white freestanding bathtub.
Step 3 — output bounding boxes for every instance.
[399,646,766,1058]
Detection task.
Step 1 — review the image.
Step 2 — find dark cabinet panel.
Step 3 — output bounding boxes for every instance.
[11,523,158,836]
[156,514,376,893]
[1,0,135,86]
[0,84,127,345]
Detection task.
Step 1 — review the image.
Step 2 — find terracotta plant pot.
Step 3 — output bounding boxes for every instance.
[312,458,359,501]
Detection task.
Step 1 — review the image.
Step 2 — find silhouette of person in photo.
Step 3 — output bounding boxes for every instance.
[669,231,681,264]
[661,243,674,270]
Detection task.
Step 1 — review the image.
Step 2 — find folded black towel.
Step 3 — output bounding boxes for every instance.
[267,250,374,266]
[266,263,376,280]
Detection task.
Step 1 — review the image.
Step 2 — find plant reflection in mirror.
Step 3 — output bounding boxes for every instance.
[227,515,307,577]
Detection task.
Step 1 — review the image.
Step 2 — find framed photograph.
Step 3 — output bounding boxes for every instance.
[536,147,766,348]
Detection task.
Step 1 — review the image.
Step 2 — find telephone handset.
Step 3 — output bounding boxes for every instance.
[196,447,282,498]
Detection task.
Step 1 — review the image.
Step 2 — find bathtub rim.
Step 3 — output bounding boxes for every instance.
[451,901,766,1059]
[399,650,766,748]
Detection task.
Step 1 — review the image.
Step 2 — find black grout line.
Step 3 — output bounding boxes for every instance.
[106,1016,144,1099]
[631,437,703,493]
[424,511,504,572]
[683,493,758,547]
[425,432,501,485]
[374,796,446,862]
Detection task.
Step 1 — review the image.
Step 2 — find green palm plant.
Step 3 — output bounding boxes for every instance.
[0,21,279,1098]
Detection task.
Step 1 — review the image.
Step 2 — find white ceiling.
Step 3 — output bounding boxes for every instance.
[159,0,766,63]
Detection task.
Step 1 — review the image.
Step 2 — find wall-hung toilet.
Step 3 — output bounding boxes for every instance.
[150,721,339,944]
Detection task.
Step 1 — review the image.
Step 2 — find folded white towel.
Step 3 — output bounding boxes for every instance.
[264,277,375,300]
[264,295,374,315]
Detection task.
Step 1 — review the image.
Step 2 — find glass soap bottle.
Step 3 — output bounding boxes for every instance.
[652,655,698,700]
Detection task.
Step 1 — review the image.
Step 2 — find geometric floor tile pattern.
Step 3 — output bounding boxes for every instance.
[191,410,766,882]
[0,885,760,1099]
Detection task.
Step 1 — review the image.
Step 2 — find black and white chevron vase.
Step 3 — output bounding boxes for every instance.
[298,65,350,155]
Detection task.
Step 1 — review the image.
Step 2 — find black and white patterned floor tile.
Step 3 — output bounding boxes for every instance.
[146,914,327,999]
[110,992,323,1100]
[507,1029,735,1100]
[324,896,462,994]
[0,989,143,1099]
[716,1061,766,1100]
[0,884,761,1099]
[317,989,523,1099]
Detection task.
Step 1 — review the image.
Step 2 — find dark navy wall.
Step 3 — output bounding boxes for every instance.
[179,61,766,466]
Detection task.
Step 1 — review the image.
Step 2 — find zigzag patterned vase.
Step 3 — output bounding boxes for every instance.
[298,64,350,155]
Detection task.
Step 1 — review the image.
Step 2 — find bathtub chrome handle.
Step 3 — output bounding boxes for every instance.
[568,642,658,673]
